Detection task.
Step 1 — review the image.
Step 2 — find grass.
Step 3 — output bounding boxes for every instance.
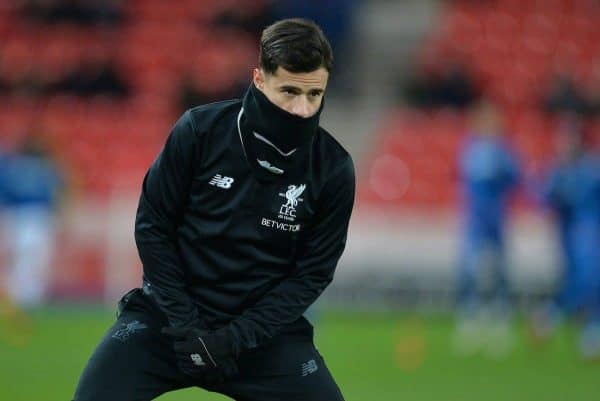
[0,307,599,401]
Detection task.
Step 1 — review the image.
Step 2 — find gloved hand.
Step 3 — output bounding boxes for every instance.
[162,324,239,381]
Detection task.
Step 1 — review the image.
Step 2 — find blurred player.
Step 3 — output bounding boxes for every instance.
[73,19,355,401]
[569,134,600,358]
[533,120,600,359]
[454,100,520,356]
[1,135,63,309]
[532,119,584,337]
[570,140,600,359]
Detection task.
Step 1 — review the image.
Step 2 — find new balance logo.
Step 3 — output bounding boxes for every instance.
[190,353,206,366]
[209,174,234,189]
[301,359,318,376]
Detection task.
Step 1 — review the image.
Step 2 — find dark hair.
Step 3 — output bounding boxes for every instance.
[259,18,333,74]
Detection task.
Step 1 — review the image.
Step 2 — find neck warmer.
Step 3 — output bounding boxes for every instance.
[243,84,324,158]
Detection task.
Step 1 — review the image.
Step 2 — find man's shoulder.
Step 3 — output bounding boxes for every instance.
[315,126,354,177]
[185,99,242,133]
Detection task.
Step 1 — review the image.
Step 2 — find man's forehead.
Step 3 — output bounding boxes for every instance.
[269,67,328,88]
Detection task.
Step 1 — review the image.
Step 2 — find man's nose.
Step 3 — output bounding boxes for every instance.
[290,97,312,118]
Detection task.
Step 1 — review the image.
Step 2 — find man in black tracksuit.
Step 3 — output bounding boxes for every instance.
[73,18,355,401]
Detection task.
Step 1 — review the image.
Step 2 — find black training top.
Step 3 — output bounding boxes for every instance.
[134,99,355,352]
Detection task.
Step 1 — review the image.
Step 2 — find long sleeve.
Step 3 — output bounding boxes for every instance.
[229,157,355,351]
[543,169,562,207]
[134,110,200,327]
[501,145,520,190]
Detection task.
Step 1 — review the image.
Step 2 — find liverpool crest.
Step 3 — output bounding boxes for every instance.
[278,184,306,221]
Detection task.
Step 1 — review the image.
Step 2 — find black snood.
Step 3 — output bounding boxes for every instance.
[241,83,323,155]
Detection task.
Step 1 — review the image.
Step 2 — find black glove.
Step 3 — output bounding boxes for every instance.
[162,324,238,381]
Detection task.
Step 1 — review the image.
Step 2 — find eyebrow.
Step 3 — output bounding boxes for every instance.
[279,85,324,94]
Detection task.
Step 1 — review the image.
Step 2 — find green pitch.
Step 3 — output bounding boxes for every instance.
[1,307,598,401]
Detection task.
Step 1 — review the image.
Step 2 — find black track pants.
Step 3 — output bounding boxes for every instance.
[72,289,344,401]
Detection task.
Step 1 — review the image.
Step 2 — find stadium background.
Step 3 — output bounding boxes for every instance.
[1,0,599,400]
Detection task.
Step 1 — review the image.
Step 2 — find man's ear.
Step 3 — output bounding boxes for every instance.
[253,68,264,90]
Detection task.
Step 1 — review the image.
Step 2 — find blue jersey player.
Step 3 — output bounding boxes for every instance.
[533,121,600,359]
[454,101,520,356]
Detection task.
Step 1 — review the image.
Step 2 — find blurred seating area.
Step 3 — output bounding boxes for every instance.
[0,0,267,196]
[3,0,599,302]
[0,0,273,299]
[0,0,360,301]
[360,0,600,211]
